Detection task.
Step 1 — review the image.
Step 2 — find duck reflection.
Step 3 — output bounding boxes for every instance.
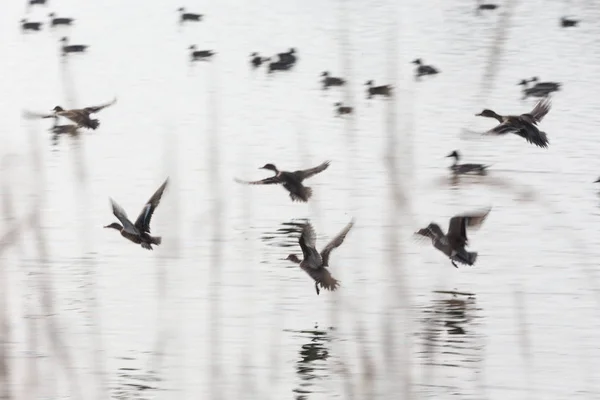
[261,218,308,248]
[288,324,333,400]
[433,173,537,202]
[417,290,483,390]
[111,355,161,399]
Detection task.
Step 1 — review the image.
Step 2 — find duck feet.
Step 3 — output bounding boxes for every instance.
[315,282,320,295]
[451,260,458,268]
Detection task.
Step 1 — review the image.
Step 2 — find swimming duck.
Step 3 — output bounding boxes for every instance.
[321,72,346,89]
[28,0,46,5]
[49,13,74,27]
[189,45,215,61]
[250,52,269,68]
[21,19,42,31]
[446,150,488,175]
[235,161,330,202]
[561,17,579,27]
[334,102,353,116]
[267,60,292,73]
[476,1,498,11]
[528,77,561,91]
[60,37,88,55]
[415,208,491,268]
[104,178,169,250]
[178,7,202,22]
[365,80,392,99]
[475,98,551,148]
[286,220,354,295]
[277,48,297,66]
[412,59,439,78]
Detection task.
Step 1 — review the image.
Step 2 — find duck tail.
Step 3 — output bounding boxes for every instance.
[304,186,313,200]
[86,119,100,130]
[318,270,340,292]
[463,251,478,266]
[151,236,162,246]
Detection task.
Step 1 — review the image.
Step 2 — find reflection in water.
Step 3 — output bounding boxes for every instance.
[111,355,162,399]
[261,219,308,248]
[287,324,333,400]
[432,173,538,202]
[416,291,484,398]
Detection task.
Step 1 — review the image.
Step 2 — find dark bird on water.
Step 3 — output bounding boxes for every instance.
[60,37,88,55]
[561,17,579,27]
[21,19,43,31]
[412,58,439,78]
[334,102,353,116]
[415,208,491,268]
[446,150,489,176]
[250,52,269,68]
[365,80,392,99]
[321,71,346,89]
[234,161,330,202]
[104,178,169,250]
[189,45,215,61]
[49,13,74,27]
[286,220,354,295]
[475,98,551,148]
[24,98,117,130]
[178,7,202,22]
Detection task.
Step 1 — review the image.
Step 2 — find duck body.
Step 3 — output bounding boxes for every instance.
[276,48,297,66]
[189,45,215,61]
[235,161,330,202]
[178,8,202,22]
[334,102,353,116]
[412,59,439,78]
[268,60,292,73]
[250,52,269,68]
[286,220,354,295]
[49,13,74,26]
[415,208,490,268]
[29,0,46,5]
[51,98,116,130]
[321,72,345,89]
[475,98,551,148]
[104,178,169,250]
[60,37,87,55]
[365,80,392,98]
[561,17,579,27]
[21,19,42,31]
[446,150,488,176]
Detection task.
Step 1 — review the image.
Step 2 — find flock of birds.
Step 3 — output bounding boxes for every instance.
[18,1,588,294]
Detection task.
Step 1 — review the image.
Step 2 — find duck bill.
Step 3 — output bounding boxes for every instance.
[475,112,483,116]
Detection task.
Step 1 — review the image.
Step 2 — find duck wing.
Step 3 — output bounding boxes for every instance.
[22,110,59,120]
[320,219,354,266]
[521,98,551,124]
[109,198,138,235]
[234,175,282,185]
[82,97,117,114]
[293,161,331,180]
[484,121,519,136]
[514,126,549,148]
[134,178,169,233]
[299,223,323,268]
[447,208,491,248]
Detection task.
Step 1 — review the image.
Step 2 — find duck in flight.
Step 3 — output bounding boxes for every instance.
[104,178,169,250]
[415,208,491,268]
[286,220,354,295]
[235,161,330,202]
[24,98,117,130]
[446,150,489,176]
[475,98,551,148]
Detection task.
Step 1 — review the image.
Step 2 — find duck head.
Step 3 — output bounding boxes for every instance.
[595,177,600,183]
[321,71,329,77]
[411,58,422,65]
[52,106,64,112]
[446,150,460,160]
[475,109,501,120]
[48,12,55,17]
[518,79,529,86]
[260,163,278,173]
[334,102,342,107]
[250,52,258,57]
[286,254,301,264]
[365,80,374,86]
[189,45,196,50]
[289,48,296,54]
[104,222,123,230]
[178,7,185,12]
[60,37,68,42]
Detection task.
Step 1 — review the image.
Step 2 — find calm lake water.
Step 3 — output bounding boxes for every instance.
[2,0,600,399]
